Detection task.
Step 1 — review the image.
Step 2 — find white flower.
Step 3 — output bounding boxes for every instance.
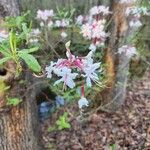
[76,15,84,25]
[54,67,78,89]
[32,28,41,35]
[37,10,48,21]
[44,9,54,17]
[120,0,136,4]
[45,61,56,78]
[90,5,110,16]
[89,44,96,51]
[29,38,39,43]
[48,21,53,28]
[125,6,148,17]
[90,6,99,16]
[82,59,100,87]
[61,19,69,27]
[61,32,68,38]
[118,45,137,58]
[40,22,44,27]
[78,97,89,109]
[98,6,110,15]
[37,9,54,21]
[55,20,61,27]
[129,19,142,28]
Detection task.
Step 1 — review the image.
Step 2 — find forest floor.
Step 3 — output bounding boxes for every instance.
[41,70,150,150]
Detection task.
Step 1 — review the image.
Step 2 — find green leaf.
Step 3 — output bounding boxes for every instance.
[109,144,116,150]
[19,52,41,72]
[9,31,16,52]
[7,98,22,106]
[19,47,39,54]
[0,57,11,65]
[56,112,71,130]
[0,45,11,57]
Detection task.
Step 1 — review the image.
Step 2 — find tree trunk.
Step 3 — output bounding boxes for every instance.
[0,0,41,149]
[0,73,40,150]
[0,0,20,17]
[93,0,136,111]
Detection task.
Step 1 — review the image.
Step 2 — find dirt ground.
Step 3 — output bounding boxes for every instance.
[41,70,150,150]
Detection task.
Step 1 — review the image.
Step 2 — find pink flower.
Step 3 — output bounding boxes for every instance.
[81,23,92,39]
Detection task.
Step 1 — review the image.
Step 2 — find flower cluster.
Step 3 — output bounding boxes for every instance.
[79,5,110,51]
[37,9,54,21]
[46,41,101,108]
[36,9,69,39]
[29,28,41,44]
[37,9,54,28]
[89,6,110,16]
[125,6,148,28]
[54,19,70,38]
[118,45,137,58]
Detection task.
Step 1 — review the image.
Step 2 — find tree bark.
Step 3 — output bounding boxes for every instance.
[0,0,20,17]
[0,73,40,150]
[93,0,136,111]
[0,0,41,149]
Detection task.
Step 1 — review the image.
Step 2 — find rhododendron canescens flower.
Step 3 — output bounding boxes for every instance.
[118,45,137,58]
[54,67,78,89]
[78,97,89,109]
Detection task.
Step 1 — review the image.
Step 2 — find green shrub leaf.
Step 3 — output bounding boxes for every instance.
[0,57,11,65]
[19,47,39,54]
[19,52,41,72]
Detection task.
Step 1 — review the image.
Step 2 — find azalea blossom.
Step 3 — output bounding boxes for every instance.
[61,19,70,27]
[90,5,110,16]
[80,6,109,50]
[129,19,142,28]
[126,7,148,17]
[89,43,97,51]
[120,0,136,4]
[55,20,61,27]
[45,61,56,78]
[31,28,41,36]
[44,9,54,17]
[98,6,110,15]
[78,97,89,109]
[45,41,101,109]
[40,22,44,27]
[54,67,78,89]
[125,6,149,29]
[37,9,54,21]
[82,60,101,87]
[61,32,68,38]
[118,45,137,58]
[76,15,84,25]
[55,19,70,28]
[29,38,38,43]
[81,23,92,39]
[48,21,53,28]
